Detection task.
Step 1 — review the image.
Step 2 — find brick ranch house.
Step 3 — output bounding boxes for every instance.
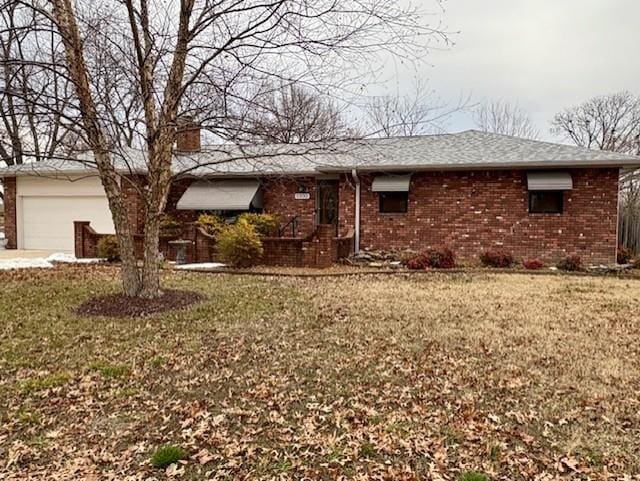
[1,128,639,266]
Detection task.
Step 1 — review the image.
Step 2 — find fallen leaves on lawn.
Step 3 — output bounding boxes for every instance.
[0,267,639,479]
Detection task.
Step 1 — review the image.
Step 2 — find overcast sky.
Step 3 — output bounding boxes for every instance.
[383,0,640,140]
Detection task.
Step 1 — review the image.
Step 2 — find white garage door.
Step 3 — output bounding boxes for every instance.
[17,176,116,252]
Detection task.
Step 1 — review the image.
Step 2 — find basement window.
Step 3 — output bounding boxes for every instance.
[379,192,409,214]
[528,191,563,214]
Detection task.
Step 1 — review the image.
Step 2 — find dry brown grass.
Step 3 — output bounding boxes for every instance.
[0,266,639,480]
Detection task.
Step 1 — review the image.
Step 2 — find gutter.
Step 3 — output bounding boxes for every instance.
[351,169,360,255]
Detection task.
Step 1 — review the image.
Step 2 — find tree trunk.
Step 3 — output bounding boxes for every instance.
[140,210,162,298]
[100,171,142,297]
[118,226,142,297]
[139,152,173,299]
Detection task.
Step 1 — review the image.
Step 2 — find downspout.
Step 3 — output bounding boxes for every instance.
[351,169,360,255]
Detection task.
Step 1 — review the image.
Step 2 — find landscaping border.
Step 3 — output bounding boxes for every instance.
[170,265,639,279]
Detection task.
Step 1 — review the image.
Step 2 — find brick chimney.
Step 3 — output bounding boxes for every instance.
[175,117,201,153]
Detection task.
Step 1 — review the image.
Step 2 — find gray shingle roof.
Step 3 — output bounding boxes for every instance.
[1,130,639,178]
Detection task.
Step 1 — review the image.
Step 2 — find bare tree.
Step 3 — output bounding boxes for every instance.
[7,0,448,298]
[473,100,539,139]
[0,2,74,174]
[364,79,466,138]
[553,92,640,255]
[551,91,640,154]
[236,83,351,144]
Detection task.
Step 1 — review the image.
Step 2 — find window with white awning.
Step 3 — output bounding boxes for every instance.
[526,171,573,191]
[176,179,263,211]
[526,172,571,214]
[371,174,412,192]
[371,174,411,214]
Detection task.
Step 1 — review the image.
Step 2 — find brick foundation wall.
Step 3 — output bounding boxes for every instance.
[75,219,352,268]
[75,221,216,264]
[262,224,351,267]
[338,169,619,264]
[2,176,16,249]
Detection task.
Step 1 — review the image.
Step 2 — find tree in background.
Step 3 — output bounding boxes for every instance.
[364,79,467,138]
[552,92,640,254]
[236,83,351,144]
[473,100,539,139]
[0,3,75,173]
[7,0,449,298]
[551,91,640,154]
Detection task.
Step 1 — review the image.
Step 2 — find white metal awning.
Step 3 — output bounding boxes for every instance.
[176,179,263,210]
[371,174,412,192]
[527,171,573,191]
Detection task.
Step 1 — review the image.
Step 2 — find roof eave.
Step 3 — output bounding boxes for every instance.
[316,159,640,173]
[0,167,148,178]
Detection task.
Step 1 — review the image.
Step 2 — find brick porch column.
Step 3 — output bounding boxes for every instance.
[2,177,17,249]
[74,221,90,258]
[315,224,334,268]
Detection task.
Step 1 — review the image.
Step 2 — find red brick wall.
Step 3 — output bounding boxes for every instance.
[338,169,619,264]
[262,177,316,237]
[164,179,199,224]
[131,169,619,265]
[162,177,317,238]
[121,175,147,234]
[2,176,16,249]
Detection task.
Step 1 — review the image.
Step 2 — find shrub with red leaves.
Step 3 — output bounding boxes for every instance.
[405,253,430,270]
[556,255,583,272]
[523,258,544,270]
[404,247,456,270]
[479,250,514,268]
[427,247,456,269]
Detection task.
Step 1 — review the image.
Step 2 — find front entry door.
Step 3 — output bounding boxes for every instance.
[317,180,339,234]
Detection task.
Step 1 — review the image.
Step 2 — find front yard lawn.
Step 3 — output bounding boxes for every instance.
[1,266,639,479]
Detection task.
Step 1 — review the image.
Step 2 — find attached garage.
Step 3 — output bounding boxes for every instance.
[16,176,115,252]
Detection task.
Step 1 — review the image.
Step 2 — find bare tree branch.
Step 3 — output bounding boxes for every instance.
[551,91,640,154]
[473,100,539,140]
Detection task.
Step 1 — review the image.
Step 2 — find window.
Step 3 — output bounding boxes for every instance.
[379,192,408,213]
[528,191,563,214]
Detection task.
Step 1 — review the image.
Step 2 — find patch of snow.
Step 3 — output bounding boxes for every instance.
[46,253,103,264]
[174,262,226,270]
[0,253,103,270]
[0,258,53,270]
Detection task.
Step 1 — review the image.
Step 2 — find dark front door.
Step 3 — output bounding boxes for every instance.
[317,180,339,234]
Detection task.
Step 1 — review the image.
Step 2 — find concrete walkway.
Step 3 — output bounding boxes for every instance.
[0,249,60,259]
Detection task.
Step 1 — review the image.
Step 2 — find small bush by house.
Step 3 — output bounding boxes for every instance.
[523,258,544,270]
[427,247,456,268]
[217,219,264,267]
[404,247,456,269]
[159,214,182,237]
[96,236,120,262]
[405,252,430,270]
[197,214,227,238]
[480,250,514,268]
[617,245,633,264]
[557,255,583,271]
[238,213,278,237]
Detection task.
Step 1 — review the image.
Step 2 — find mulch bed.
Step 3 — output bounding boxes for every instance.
[75,289,204,318]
